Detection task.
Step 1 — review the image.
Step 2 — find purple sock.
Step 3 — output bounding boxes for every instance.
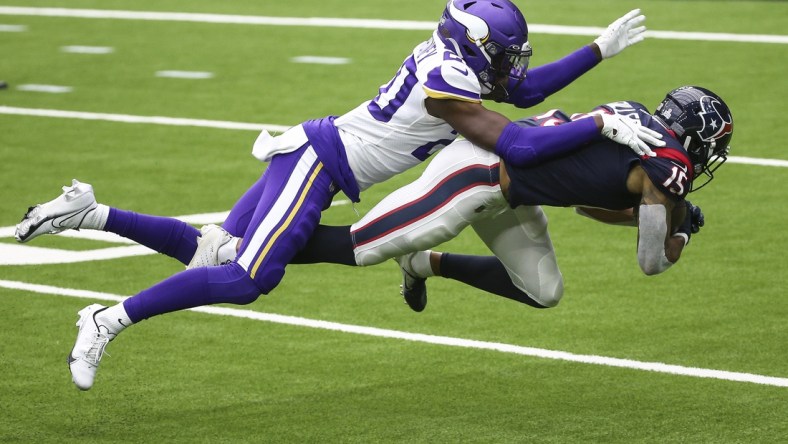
[123,263,261,322]
[105,208,200,265]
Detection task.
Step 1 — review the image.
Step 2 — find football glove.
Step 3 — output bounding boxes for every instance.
[675,200,705,244]
[600,113,663,157]
[593,9,647,59]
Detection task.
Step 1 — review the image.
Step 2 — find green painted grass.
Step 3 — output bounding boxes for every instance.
[1,1,786,442]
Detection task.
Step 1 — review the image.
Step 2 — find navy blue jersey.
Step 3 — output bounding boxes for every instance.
[505,101,694,210]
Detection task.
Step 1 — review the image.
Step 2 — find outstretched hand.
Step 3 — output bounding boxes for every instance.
[593,9,647,59]
[600,113,664,157]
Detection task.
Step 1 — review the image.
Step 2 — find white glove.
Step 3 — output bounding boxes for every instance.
[600,113,664,157]
[593,9,647,59]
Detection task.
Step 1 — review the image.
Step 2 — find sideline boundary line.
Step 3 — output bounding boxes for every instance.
[1,105,785,168]
[0,279,786,388]
[0,7,787,44]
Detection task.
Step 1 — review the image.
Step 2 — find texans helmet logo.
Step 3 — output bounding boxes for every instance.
[699,96,733,144]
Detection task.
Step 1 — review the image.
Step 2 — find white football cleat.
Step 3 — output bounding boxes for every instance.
[15,179,98,243]
[68,304,115,391]
[186,224,236,269]
[395,253,428,312]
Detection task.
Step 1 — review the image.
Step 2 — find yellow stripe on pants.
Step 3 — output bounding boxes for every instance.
[250,162,324,279]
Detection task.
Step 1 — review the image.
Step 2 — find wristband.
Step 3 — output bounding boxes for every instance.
[672,232,689,246]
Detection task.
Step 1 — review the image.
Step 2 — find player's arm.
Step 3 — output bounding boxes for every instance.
[491,9,646,108]
[425,98,661,166]
[489,46,600,107]
[636,180,689,275]
[575,207,637,226]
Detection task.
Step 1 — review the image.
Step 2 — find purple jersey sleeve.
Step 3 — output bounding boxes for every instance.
[503,45,600,108]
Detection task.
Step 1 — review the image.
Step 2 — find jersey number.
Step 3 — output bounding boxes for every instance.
[663,166,688,195]
[366,54,454,161]
[367,56,417,123]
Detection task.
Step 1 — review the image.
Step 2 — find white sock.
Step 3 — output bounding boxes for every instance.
[82,204,110,230]
[94,302,133,339]
[408,250,435,278]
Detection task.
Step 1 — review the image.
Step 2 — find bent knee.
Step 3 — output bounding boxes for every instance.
[353,248,387,267]
[534,282,564,308]
[208,262,264,305]
[233,278,263,305]
[519,275,564,308]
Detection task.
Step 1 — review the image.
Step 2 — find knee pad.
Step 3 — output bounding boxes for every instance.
[510,253,564,308]
[206,263,263,305]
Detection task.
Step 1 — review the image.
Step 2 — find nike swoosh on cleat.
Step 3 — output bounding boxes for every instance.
[51,208,91,229]
[67,353,77,365]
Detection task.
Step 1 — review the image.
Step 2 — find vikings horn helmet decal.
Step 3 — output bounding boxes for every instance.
[437,0,531,91]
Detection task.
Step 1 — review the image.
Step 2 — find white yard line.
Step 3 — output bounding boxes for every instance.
[0,23,26,31]
[726,156,788,168]
[0,7,786,44]
[291,56,351,65]
[15,84,72,93]
[61,45,114,54]
[1,278,786,388]
[156,70,214,79]
[1,105,785,168]
[0,105,290,133]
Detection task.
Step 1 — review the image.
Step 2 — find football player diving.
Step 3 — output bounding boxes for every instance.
[14,1,660,390]
[289,85,735,312]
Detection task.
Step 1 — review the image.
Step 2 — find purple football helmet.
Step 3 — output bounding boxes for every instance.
[437,0,531,91]
[655,86,734,191]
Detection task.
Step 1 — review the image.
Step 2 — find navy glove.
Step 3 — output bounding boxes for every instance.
[676,200,704,244]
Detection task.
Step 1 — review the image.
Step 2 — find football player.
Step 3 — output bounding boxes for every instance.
[15,1,659,390]
[294,86,734,311]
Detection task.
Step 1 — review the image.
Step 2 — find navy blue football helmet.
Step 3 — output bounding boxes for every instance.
[437,0,532,91]
[655,86,734,191]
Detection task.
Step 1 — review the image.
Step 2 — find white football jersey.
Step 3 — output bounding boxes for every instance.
[335,31,482,190]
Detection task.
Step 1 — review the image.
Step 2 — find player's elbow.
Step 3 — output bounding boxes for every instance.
[638,256,672,276]
[639,263,661,276]
[637,240,675,276]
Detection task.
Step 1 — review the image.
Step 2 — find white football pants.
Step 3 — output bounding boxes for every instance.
[350,140,564,307]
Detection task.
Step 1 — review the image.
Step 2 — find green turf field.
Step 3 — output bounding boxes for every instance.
[1,1,786,442]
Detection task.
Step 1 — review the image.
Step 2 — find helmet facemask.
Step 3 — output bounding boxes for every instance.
[484,41,532,88]
[687,142,729,192]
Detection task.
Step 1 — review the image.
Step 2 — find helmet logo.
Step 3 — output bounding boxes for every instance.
[660,107,673,120]
[699,96,733,143]
[447,1,491,43]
